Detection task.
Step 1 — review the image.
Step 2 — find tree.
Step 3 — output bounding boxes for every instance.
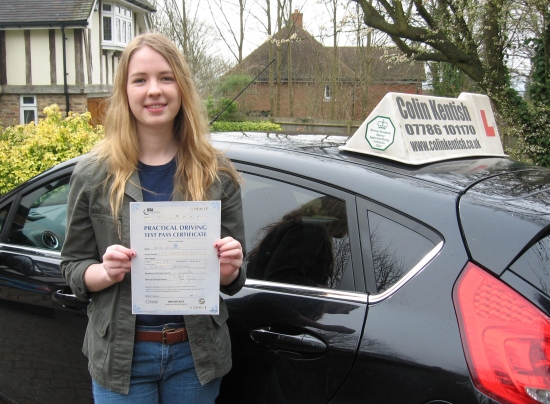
[252,0,276,114]
[275,0,288,116]
[208,73,255,120]
[208,0,250,64]
[427,62,479,97]
[526,19,550,105]
[352,0,550,166]
[149,0,232,97]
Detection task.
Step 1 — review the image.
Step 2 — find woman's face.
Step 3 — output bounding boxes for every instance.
[126,45,182,136]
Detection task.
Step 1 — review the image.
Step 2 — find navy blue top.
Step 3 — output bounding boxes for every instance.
[136,158,184,326]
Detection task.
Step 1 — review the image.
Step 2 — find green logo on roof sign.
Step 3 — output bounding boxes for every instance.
[365,116,395,151]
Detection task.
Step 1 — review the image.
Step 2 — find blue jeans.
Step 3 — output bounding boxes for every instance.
[92,324,221,404]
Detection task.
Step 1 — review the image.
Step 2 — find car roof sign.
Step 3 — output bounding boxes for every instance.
[339,92,507,165]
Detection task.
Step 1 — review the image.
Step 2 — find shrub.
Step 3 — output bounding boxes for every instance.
[206,96,238,121]
[211,121,281,132]
[0,105,103,195]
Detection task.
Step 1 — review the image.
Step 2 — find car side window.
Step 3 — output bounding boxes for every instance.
[509,234,550,296]
[241,173,351,290]
[357,198,443,294]
[367,211,436,293]
[7,176,70,251]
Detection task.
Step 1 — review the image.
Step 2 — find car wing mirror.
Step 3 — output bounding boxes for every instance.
[0,253,43,276]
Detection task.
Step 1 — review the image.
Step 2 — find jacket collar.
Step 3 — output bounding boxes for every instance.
[124,170,143,202]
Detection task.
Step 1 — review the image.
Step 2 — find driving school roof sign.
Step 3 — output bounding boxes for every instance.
[339,92,507,165]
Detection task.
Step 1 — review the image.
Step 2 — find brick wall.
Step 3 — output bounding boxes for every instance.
[0,93,87,127]
[0,94,20,127]
[234,82,422,121]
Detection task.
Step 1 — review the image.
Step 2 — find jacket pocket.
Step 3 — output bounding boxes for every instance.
[211,301,231,362]
[85,299,111,371]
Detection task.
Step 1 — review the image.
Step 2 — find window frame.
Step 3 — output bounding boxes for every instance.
[323,85,332,102]
[7,175,70,252]
[0,199,15,244]
[102,3,113,42]
[20,95,37,125]
[101,2,133,47]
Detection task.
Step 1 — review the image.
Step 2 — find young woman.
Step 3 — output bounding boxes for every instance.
[61,33,245,404]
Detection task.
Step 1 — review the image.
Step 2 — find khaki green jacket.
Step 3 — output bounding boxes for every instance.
[60,155,246,394]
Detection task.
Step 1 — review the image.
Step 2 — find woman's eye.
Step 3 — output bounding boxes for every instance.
[162,77,174,82]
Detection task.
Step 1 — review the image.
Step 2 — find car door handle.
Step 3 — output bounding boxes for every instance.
[250,328,327,353]
[52,287,89,309]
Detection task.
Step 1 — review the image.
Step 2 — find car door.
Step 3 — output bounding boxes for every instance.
[0,167,92,404]
[217,164,368,404]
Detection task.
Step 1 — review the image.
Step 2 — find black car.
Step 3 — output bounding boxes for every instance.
[1,95,550,404]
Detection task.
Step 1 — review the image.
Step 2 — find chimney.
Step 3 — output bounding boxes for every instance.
[290,9,303,28]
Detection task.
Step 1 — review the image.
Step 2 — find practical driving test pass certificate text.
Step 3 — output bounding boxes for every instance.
[130,201,221,315]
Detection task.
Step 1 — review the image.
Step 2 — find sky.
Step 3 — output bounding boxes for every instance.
[171,0,367,64]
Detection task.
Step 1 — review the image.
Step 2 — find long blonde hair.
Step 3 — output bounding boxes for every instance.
[92,33,238,218]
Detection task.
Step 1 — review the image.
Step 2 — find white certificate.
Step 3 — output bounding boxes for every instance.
[130,201,221,315]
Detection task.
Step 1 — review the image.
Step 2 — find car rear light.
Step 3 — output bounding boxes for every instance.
[453,262,550,404]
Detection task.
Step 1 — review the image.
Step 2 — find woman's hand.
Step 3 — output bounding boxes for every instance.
[103,245,135,282]
[215,237,243,285]
[84,245,135,292]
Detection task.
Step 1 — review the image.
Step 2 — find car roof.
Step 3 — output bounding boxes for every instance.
[211,132,533,192]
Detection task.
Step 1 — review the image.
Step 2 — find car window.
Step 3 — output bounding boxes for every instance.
[509,234,550,296]
[241,173,351,290]
[368,211,436,293]
[0,203,12,240]
[7,176,70,251]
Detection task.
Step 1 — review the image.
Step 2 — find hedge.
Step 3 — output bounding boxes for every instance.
[0,105,103,195]
[211,121,281,132]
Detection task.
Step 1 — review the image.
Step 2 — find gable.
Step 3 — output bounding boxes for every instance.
[228,25,424,85]
[227,25,357,83]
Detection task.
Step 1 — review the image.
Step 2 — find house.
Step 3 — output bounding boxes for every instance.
[332,46,426,118]
[0,0,155,127]
[224,10,425,121]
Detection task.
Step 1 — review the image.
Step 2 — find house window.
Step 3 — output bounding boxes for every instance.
[324,85,332,102]
[103,16,112,41]
[20,95,37,124]
[102,3,113,42]
[102,2,133,46]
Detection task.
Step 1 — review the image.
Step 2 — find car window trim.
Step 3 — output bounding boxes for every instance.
[243,279,369,304]
[368,241,443,304]
[0,242,62,259]
[0,197,17,244]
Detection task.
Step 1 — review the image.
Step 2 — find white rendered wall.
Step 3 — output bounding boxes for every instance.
[5,31,26,85]
[90,11,102,85]
[55,28,76,85]
[30,30,51,85]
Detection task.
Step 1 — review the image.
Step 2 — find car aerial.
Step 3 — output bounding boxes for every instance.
[0,92,549,404]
